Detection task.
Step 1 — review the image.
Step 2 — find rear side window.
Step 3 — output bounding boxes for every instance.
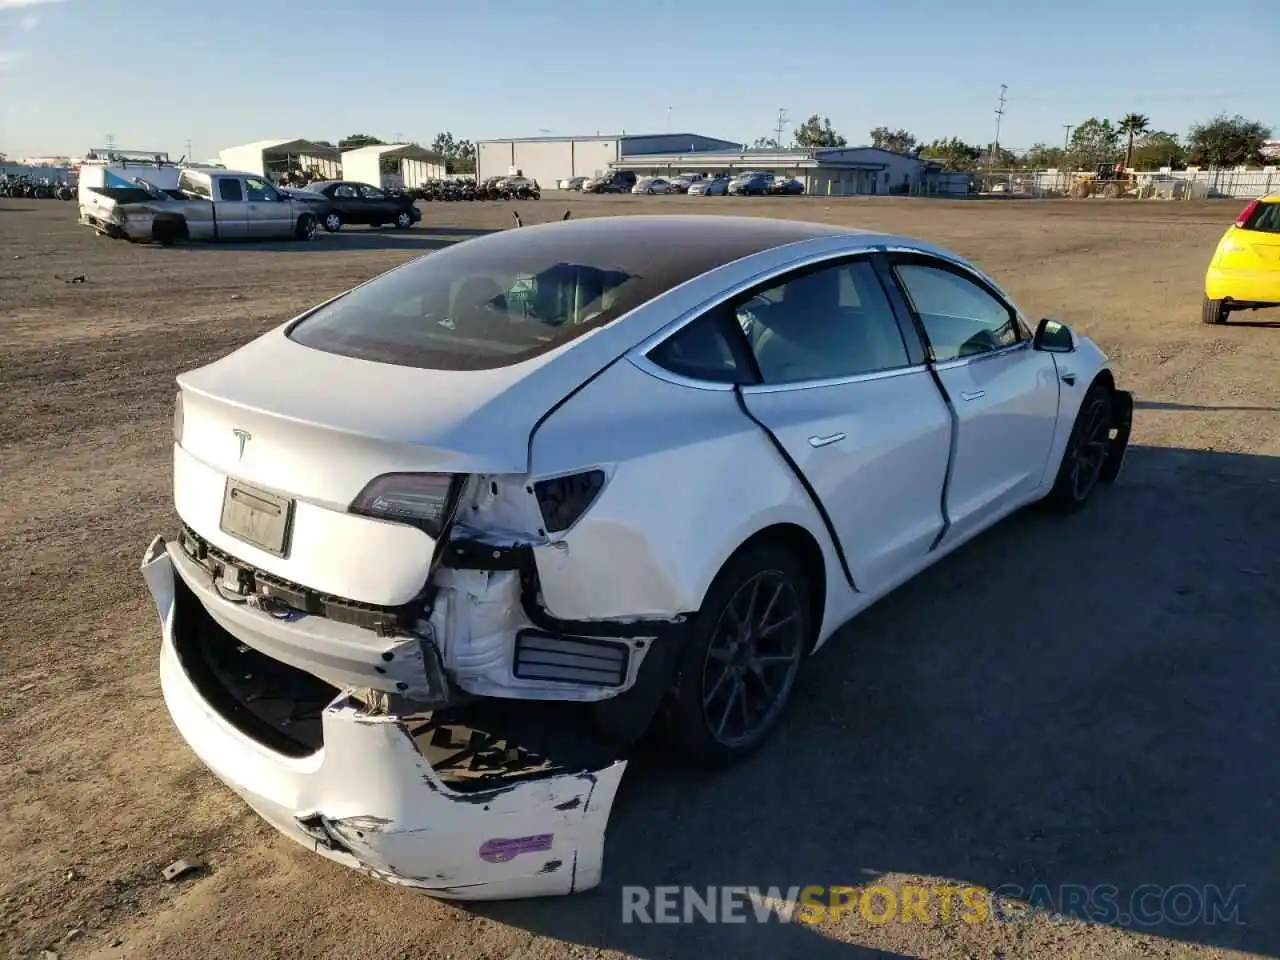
[648,313,749,384]
[218,178,243,202]
[179,172,211,199]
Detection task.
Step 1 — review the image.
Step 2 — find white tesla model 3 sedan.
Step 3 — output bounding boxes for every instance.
[142,215,1132,899]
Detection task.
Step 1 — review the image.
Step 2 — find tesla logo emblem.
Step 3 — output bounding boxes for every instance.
[232,428,251,460]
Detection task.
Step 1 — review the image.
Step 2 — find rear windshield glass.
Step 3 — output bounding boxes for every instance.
[1247,202,1280,233]
[287,219,831,370]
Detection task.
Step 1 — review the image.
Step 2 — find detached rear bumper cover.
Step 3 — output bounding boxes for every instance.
[143,537,626,899]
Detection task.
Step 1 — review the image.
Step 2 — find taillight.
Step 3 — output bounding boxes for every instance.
[534,470,606,534]
[173,391,184,445]
[1234,199,1259,228]
[350,473,456,537]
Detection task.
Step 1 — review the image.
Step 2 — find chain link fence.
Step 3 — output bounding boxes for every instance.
[964,167,1277,200]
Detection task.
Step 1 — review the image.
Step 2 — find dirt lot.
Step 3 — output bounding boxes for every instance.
[1,193,1277,960]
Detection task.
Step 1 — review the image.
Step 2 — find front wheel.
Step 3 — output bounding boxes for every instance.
[394,210,413,229]
[1201,296,1228,325]
[1041,379,1114,513]
[294,214,317,241]
[322,211,343,233]
[657,544,811,767]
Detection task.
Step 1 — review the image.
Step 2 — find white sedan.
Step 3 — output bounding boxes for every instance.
[631,177,674,194]
[142,215,1132,900]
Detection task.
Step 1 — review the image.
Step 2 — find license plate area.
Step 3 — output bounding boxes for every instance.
[220,479,294,557]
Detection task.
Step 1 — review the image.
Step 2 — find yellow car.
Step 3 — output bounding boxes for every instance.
[1203,195,1280,324]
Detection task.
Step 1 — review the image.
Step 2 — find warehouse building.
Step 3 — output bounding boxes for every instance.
[612,146,934,196]
[476,133,743,186]
[218,139,342,181]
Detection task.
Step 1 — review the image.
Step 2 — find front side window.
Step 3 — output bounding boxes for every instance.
[736,259,911,385]
[244,177,278,202]
[894,262,1019,361]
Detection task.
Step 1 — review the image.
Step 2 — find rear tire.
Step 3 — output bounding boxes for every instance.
[394,210,413,229]
[322,212,343,233]
[1201,296,1228,325]
[1041,379,1114,514]
[656,544,811,768]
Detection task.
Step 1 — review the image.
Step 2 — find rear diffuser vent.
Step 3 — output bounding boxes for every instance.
[513,630,630,687]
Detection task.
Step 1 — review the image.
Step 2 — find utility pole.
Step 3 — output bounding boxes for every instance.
[184,138,193,160]
[989,84,1007,170]
[105,134,115,155]
[1062,124,1073,150]
[774,107,790,147]
[667,105,673,132]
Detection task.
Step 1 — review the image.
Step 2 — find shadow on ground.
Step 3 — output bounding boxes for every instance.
[473,445,1280,959]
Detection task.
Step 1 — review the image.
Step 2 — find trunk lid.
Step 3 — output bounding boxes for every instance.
[172,325,587,604]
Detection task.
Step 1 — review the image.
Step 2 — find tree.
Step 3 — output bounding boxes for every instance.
[338,133,384,151]
[1186,114,1271,167]
[430,132,477,174]
[919,137,981,170]
[869,127,918,154]
[1066,118,1121,169]
[793,115,847,149]
[1019,143,1068,169]
[752,136,781,149]
[1118,113,1151,169]
[1131,131,1186,170]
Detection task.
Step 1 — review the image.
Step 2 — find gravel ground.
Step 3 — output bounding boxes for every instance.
[1,194,1277,960]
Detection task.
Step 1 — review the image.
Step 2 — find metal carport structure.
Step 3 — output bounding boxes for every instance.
[217,139,342,181]
[340,144,448,190]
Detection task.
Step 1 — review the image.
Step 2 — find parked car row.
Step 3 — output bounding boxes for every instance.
[559,170,805,196]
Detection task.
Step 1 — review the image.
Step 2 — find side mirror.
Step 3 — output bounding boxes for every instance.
[1033,317,1076,353]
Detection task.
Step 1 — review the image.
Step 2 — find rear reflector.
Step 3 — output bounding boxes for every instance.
[513,630,630,687]
[1235,199,1260,228]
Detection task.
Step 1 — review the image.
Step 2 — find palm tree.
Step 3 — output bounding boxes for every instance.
[1119,113,1151,170]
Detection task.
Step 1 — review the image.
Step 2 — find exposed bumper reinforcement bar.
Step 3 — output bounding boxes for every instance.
[143,535,627,899]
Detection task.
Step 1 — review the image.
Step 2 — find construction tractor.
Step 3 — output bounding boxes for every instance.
[1068,162,1136,199]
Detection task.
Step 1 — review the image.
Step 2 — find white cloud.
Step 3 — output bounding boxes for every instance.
[0,0,68,9]
[0,50,17,67]
[20,13,38,27]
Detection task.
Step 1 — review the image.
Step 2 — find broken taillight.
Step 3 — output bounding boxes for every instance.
[1234,199,1260,229]
[534,470,606,534]
[349,473,456,537]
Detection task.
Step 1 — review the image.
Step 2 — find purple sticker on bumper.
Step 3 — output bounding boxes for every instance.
[479,833,554,863]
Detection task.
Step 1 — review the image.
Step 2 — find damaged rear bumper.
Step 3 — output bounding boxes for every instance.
[143,536,627,899]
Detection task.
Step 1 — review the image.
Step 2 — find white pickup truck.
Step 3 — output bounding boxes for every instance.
[79,166,328,243]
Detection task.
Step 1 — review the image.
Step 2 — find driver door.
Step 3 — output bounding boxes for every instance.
[358,184,392,223]
[243,176,291,237]
[889,254,1060,545]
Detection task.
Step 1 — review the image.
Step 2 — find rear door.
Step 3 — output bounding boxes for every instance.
[213,177,250,238]
[733,255,952,593]
[889,254,1060,544]
[243,176,291,238]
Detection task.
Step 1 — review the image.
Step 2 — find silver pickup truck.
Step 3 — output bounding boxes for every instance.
[79,167,330,243]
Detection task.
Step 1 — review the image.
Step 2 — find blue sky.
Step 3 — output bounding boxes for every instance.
[1,0,1276,159]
